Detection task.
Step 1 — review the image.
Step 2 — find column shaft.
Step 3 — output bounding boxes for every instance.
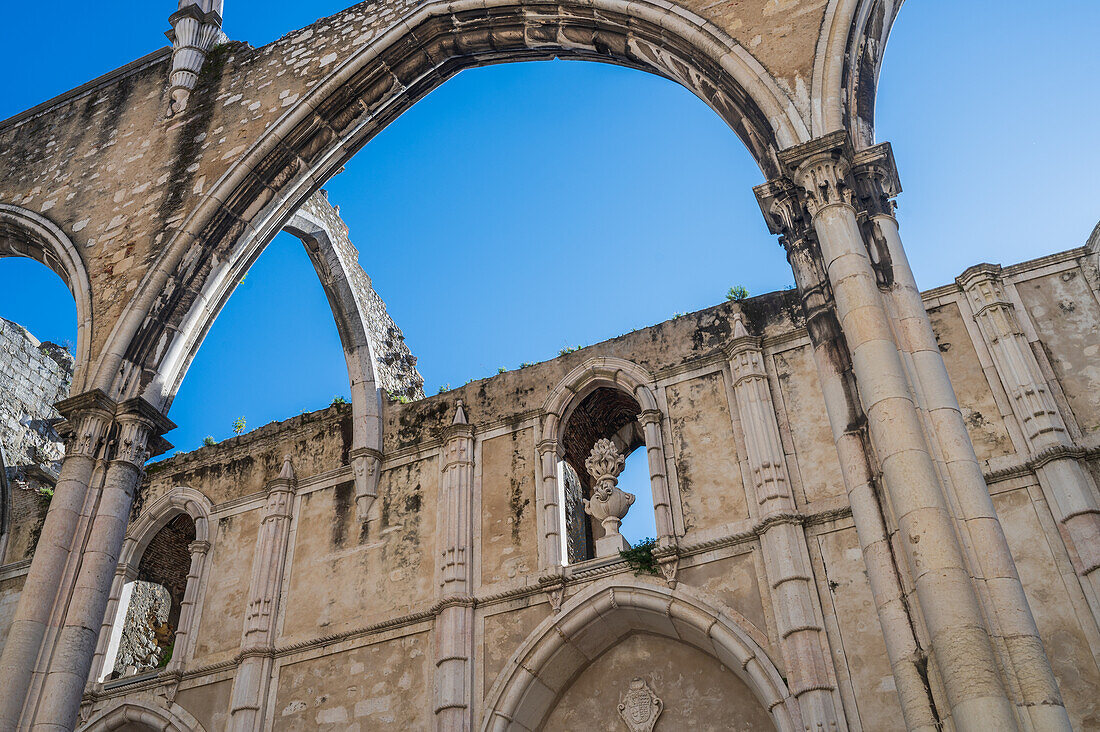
[0,393,114,729]
[871,209,1070,728]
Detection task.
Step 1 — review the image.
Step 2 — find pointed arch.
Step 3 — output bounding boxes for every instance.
[98,0,810,407]
[481,578,798,731]
[0,204,93,391]
[79,695,207,732]
[88,487,214,684]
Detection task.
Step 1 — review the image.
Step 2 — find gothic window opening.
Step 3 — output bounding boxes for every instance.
[558,387,656,563]
[101,514,195,680]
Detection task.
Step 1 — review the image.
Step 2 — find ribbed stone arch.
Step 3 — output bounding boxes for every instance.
[481,578,798,731]
[79,695,207,732]
[812,0,902,143]
[103,0,809,408]
[0,204,93,390]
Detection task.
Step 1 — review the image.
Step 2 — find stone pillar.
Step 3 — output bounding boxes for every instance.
[772,217,941,731]
[725,313,841,729]
[87,562,138,685]
[851,147,1069,728]
[637,409,675,543]
[32,398,173,732]
[434,401,475,731]
[536,439,562,568]
[0,390,114,730]
[764,130,1019,731]
[958,264,1100,614]
[228,456,297,732]
[171,539,210,672]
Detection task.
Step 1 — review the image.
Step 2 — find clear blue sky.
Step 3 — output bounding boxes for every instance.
[1,1,1098,483]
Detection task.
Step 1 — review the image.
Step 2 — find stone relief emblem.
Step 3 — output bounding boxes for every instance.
[618,677,663,732]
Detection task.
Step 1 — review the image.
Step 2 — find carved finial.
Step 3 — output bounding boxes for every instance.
[453,399,468,425]
[278,454,294,481]
[732,311,751,338]
[582,439,634,557]
[166,1,226,116]
[584,438,626,485]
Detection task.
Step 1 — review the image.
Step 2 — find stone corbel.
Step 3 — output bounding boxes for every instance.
[166,1,226,117]
[350,447,383,522]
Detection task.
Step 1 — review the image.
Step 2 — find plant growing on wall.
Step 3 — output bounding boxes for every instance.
[726,285,750,301]
[330,395,348,406]
[232,417,247,435]
[202,436,216,447]
[619,538,660,576]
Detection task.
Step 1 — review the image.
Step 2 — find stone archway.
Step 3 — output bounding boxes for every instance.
[481,578,799,731]
[0,204,93,390]
[107,0,809,410]
[79,695,207,732]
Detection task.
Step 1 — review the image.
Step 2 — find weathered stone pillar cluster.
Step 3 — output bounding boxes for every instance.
[0,391,173,731]
[434,402,475,730]
[756,132,1070,731]
[725,313,841,729]
[227,456,297,732]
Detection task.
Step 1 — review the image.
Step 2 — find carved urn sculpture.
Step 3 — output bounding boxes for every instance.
[583,438,635,557]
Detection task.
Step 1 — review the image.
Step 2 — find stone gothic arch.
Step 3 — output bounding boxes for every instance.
[87,487,214,685]
[481,578,798,731]
[79,695,207,732]
[0,204,93,390]
[104,0,809,409]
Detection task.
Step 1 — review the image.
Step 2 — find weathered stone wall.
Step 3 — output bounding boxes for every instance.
[3,241,1099,730]
[299,192,424,399]
[0,317,72,563]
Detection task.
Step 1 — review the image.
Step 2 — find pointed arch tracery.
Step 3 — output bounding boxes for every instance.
[481,578,798,731]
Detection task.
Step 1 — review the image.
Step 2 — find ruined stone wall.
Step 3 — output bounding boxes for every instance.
[298,192,424,399]
[2,242,1097,730]
[0,317,72,564]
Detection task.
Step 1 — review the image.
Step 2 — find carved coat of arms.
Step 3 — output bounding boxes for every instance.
[618,677,663,732]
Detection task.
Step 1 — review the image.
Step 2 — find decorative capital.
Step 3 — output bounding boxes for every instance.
[536,438,559,456]
[636,409,662,427]
[350,448,383,522]
[851,142,902,218]
[188,540,211,556]
[754,176,809,241]
[111,398,175,470]
[956,264,1011,315]
[777,130,856,218]
[723,312,763,362]
[55,389,116,458]
[266,454,297,496]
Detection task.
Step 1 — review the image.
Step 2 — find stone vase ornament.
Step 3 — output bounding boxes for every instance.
[618,677,663,732]
[582,438,635,557]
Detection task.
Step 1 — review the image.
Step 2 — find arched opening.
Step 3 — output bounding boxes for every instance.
[482,580,795,731]
[100,514,196,680]
[112,0,807,428]
[559,386,652,562]
[0,208,84,566]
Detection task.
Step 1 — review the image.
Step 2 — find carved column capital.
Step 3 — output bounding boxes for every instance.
[187,540,211,557]
[55,389,116,459]
[536,438,560,457]
[777,130,856,218]
[636,409,662,428]
[111,398,175,471]
[851,142,902,218]
[957,264,1011,316]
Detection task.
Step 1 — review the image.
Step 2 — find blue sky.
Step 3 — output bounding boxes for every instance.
[1,1,1098,525]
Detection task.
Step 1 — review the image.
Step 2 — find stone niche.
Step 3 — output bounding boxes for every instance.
[543,633,774,730]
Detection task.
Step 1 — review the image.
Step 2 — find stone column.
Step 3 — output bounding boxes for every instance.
[434,402,475,731]
[769,131,1018,731]
[228,456,297,732]
[725,314,841,729]
[958,264,1100,613]
[536,439,562,568]
[851,147,1069,728]
[775,220,940,731]
[0,390,114,730]
[637,409,675,543]
[171,539,211,672]
[32,398,173,732]
[87,562,138,685]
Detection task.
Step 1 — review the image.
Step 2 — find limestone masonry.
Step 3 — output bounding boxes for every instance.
[0,1,1098,731]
